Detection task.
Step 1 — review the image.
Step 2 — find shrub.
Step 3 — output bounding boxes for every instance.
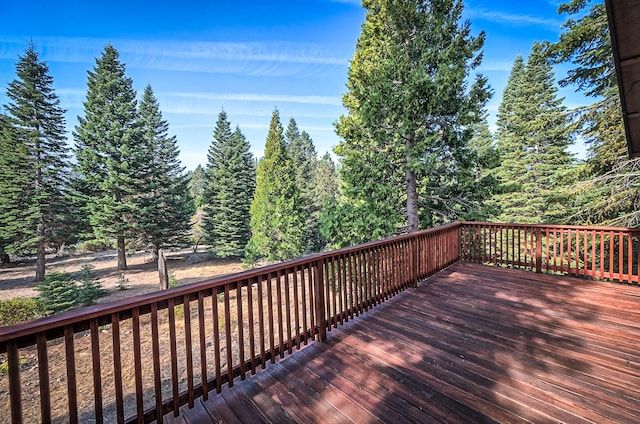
[77,264,106,306]
[36,272,78,315]
[77,239,113,253]
[116,273,129,290]
[0,297,45,327]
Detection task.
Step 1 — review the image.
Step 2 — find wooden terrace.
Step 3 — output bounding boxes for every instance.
[1,222,640,423]
[166,262,640,424]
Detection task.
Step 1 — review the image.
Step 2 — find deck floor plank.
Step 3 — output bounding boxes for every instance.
[160,262,640,423]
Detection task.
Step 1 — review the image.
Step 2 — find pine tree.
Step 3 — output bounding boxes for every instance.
[333,0,491,242]
[73,44,141,270]
[135,85,193,259]
[285,118,326,252]
[492,43,572,223]
[246,109,305,261]
[0,44,70,281]
[204,111,255,257]
[550,0,639,226]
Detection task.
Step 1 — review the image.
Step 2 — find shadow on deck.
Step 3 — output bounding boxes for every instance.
[163,262,640,423]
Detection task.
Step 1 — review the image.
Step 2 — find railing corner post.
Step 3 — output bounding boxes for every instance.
[313,259,327,342]
[535,227,542,273]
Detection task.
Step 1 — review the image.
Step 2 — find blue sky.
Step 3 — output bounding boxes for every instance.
[0,0,589,170]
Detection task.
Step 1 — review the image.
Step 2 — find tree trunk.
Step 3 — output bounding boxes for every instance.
[406,135,419,232]
[0,252,9,264]
[35,241,46,282]
[152,245,159,263]
[117,236,128,270]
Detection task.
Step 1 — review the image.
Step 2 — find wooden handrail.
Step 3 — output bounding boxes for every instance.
[0,223,460,424]
[460,222,640,283]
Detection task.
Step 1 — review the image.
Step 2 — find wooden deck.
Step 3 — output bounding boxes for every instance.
[162,262,640,424]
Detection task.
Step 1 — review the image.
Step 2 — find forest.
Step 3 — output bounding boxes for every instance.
[1,0,637,284]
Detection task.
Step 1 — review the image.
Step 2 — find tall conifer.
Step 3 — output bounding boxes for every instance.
[74,44,141,270]
[246,109,304,261]
[135,85,192,259]
[334,0,491,244]
[492,43,572,223]
[204,111,255,257]
[0,45,70,280]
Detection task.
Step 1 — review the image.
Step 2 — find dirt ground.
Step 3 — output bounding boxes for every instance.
[0,247,247,302]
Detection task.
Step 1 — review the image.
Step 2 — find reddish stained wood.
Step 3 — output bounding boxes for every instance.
[150,304,163,424]
[223,284,233,386]
[267,274,275,363]
[7,339,22,424]
[198,292,209,398]
[331,258,338,327]
[183,296,195,406]
[284,271,293,353]
[167,299,179,416]
[257,274,266,367]
[247,277,257,374]
[110,314,125,422]
[313,259,327,342]
[323,260,332,330]
[64,326,78,424]
[132,308,144,419]
[276,270,285,356]
[299,267,309,345]
[237,281,246,379]
[619,232,624,281]
[36,332,52,424]
[292,267,301,349]
[211,291,222,393]
[306,264,315,340]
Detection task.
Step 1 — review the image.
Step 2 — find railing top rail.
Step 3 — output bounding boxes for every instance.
[460,221,640,233]
[0,221,462,346]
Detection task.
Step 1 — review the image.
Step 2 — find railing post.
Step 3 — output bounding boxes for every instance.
[411,236,419,287]
[535,227,542,273]
[313,259,327,342]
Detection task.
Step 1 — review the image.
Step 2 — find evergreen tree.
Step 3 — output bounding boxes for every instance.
[492,43,573,223]
[333,0,491,244]
[467,113,500,220]
[188,164,206,208]
[0,44,70,281]
[285,118,325,252]
[135,85,193,259]
[204,111,255,257]
[551,0,639,226]
[73,44,141,270]
[246,109,305,261]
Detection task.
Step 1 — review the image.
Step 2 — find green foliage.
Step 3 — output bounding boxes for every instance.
[134,84,193,258]
[168,270,179,288]
[0,43,71,281]
[550,1,638,226]
[0,297,45,327]
[285,119,338,253]
[36,272,78,315]
[77,239,113,253]
[77,264,105,306]
[116,273,129,290]
[490,43,572,224]
[247,109,305,261]
[73,44,142,270]
[188,165,206,208]
[204,111,255,258]
[332,0,491,245]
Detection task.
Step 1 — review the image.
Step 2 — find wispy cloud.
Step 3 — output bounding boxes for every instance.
[466,9,563,29]
[162,92,342,106]
[478,60,516,72]
[0,36,350,77]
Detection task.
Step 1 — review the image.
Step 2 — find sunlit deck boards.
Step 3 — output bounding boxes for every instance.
[162,262,640,423]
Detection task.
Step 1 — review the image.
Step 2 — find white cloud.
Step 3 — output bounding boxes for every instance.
[0,36,351,77]
[466,9,563,29]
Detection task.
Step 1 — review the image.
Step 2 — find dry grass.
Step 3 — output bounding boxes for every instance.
[0,251,313,423]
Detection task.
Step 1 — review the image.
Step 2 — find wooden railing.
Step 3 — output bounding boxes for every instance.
[460,222,640,283]
[0,223,460,424]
